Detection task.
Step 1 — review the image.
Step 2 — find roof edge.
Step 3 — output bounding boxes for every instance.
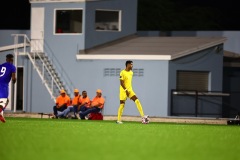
[171,37,227,60]
[76,54,171,60]
[80,34,137,54]
[224,50,240,58]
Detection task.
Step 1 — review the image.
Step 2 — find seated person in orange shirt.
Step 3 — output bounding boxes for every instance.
[78,90,91,113]
[53,90,71,118]
[58,89,81,118]
[79,89,105,120]
[70,89,81,118]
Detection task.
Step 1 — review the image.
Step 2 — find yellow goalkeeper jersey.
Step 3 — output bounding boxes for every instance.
[119,69,133,90]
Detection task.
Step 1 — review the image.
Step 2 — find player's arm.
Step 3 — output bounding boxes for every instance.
[12,72,16,84]
[120,79,129,96]
[120,79,127,91]
[120,80,129,92]
[119,71,127,90]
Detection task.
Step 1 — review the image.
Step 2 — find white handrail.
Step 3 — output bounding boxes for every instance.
[11,34,75,103]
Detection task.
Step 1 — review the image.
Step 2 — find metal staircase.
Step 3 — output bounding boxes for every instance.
[12,34,74,101]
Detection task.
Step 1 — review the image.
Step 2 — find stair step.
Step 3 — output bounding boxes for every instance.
[28,51,69,100]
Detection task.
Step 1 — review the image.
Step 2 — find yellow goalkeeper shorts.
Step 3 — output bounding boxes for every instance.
[119,89,135,101]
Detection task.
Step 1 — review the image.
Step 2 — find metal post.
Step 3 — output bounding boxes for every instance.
[13,35,18,112]
[195,90,198,117]
[170,89,173,116]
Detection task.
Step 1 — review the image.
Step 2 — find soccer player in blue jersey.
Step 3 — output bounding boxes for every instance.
[0,54,16,123]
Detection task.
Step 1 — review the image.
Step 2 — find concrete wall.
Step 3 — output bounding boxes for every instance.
[222,31,240,54]
[0,30,33,112]
[25,0,138,114]
[0,29,226,117]
[26,59,169,117]
[85,0,138,49]
[1,34,170,117]
[168,45,224,117]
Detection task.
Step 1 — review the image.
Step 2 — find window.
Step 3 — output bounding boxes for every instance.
[104,68,144,77]
[104,68,121,77]
[55,9,83,34]
[95,10,121,31]
[177,71,209,91]
[133,69,144,77]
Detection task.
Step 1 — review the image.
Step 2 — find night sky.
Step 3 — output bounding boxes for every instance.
[0,0,239,30]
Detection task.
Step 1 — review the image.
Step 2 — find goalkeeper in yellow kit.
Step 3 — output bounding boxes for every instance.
[117,60,149,124]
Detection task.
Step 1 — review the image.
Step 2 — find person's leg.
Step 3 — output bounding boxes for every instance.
[131,95,144,117]
[79,107,87,119]
[72,105,79,118]
[0,98,8,123]
[63,107,72,117]
[53,106,58,117]
[117,90,127,123]
[0,99,5,113]
[80,106,88,112]
[80,107,100,120]
[0,98,8,112]
[73,105,78,113]
[58,106,68,117]
[57,110,64,117]
[0,86,9,123]
[78,106,87,119]
[0,85,8,113]
[117,101,125,122]
[130,94,149,123]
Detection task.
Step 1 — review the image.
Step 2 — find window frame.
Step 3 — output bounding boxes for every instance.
[54,8,83,35]
[95,9,122,32]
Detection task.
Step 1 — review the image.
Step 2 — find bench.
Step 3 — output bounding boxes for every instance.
[38,113,52,118]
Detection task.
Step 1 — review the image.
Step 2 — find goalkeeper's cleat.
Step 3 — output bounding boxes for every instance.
[116,121,123,124]
[0,114,6,123]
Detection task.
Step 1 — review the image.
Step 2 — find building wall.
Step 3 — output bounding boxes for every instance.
[0,30,34,111]
[0,29,169,116]
[30,0,137,93]
[222,31,240,54]
[26,59,169,117]
[0,30,30,47]
[168,46,224,117]
[223,67,240,118]
[0,29,225,117]
[84,0,138,49]
[24,0,138,114]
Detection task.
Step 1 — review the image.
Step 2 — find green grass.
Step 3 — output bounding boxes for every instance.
[0,117,239,160]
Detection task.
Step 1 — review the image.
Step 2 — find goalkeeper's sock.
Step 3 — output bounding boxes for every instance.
[117,103,125,122]
[135,99,144,117]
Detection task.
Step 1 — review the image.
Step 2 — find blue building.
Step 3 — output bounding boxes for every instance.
[0,0,228,118]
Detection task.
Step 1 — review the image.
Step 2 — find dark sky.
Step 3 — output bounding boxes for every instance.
[1,0,31,30]
[0,0,239,30]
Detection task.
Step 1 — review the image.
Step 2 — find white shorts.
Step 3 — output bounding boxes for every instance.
[0,98,8,108]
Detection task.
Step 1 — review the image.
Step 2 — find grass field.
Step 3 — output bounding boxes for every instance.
[0,117,239,160]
